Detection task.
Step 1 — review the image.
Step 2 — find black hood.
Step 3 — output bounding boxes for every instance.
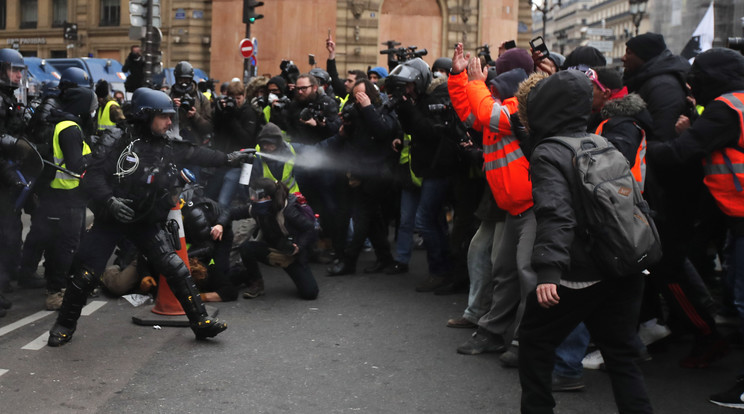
[689,48,744,106]
[60,87,97,118]
[526,70,593,143]
[623,49,690,92]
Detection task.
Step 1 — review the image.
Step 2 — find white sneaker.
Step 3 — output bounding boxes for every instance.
[638,318,672,346]
[582,350,604,370]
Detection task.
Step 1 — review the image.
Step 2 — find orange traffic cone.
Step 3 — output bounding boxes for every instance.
[132,204,218,327]
[151,205,189,316]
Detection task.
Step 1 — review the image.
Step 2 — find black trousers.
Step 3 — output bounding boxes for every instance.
[342,177,393,264]
[20,200,86,291]
[518,275,653,414]
[0,206,21,288]
[239,240,318,300]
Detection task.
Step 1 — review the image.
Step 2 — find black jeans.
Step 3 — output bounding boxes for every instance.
[343,177,393,264]
[518,275,653,414]
[239,240,318,300]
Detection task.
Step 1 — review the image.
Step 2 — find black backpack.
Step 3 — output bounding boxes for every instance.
[543,134,662,277]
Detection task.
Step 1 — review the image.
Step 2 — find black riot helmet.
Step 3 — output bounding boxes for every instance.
[0,48,26,90]
[387,57,432,96]
[130,87,176,124]
[309,68,331,86]
[60,87,98,119]
[59,67,92,90]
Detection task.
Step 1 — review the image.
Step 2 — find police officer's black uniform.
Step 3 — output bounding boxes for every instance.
[0,49,29,312]
[48,88,251,346]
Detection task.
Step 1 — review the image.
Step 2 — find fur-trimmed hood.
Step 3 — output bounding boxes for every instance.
[600,93,646,119]
[426,76,447,95]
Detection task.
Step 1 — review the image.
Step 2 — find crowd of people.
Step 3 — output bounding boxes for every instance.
[0,29,743,412]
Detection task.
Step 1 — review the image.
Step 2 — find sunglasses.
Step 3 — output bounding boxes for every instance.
[585,68,608,93]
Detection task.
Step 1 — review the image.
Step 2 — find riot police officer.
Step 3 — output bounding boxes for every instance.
[47,88,253,346]
[0,48,27,313]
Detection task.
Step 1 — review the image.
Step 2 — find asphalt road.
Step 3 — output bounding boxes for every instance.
[0,219,739,413]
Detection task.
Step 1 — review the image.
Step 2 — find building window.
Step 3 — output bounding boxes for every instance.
[52,0,67,27]
[100,0,120,27]
[20,0,38,29]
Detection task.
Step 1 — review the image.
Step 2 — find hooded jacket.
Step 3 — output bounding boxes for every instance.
[623,49,691,143]
[526,70,603,285]
[646,48,744,220]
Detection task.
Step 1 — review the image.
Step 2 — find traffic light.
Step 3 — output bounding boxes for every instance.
[129,0,161,28]
[63,22,78,41]
[243,0,264,24]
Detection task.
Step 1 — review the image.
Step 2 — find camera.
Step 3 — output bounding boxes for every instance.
[219,96,238,111]
[728,37,744,53]
[280,60,300,85]
[253,95,268,109]
[180,97,194,112]
[300,102,325,124]
[272,95,291,110]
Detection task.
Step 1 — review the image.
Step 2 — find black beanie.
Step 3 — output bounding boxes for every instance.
[626,32,667,62]
[95,80,110,99]
[257,122,283,147]
[494,49,535,75]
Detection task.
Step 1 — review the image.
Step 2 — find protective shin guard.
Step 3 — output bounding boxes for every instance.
[162,253,227,339]
[48,267,98,347]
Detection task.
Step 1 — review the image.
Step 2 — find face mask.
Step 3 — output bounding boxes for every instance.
[251,199,272,216]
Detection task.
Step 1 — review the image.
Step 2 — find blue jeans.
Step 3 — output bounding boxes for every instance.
[414,177,452,275]
[216,167,243,208]
[553,323,590,379]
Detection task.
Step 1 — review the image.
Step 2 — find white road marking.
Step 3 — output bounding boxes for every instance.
[0,369,8,377]
[81,300,107,316]
[0,311,54,338]
[21,332,49,350]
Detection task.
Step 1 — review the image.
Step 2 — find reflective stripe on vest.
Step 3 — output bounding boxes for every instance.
[482,97,533,215]
[397,134,422,187]
[596,119,647,192]
[51,120,91,190]
[256,143,300,193]
[702,92,744,217]
[97,100,119,131]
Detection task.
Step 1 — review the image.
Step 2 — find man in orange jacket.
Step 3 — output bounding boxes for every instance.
[449,43,537,367]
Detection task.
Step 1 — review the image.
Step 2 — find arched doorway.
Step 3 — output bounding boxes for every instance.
[377,0,443,68]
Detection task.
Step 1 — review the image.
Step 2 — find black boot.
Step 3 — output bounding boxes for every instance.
[48,268,97,347]
[165,264,227,340]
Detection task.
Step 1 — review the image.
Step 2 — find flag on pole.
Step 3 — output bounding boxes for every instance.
[681,1,715,61]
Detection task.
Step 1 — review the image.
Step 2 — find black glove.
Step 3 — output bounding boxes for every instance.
[0,134,18,152]
[107,197,135,222]
[226,149,256,166]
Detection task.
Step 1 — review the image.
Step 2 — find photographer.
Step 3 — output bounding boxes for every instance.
[208,80,262,208]
[264,76,291,127]
[322,79,398,276]
[169,61,213,147]
[281,73,340,145]
[387,57,461,292]
[122,45,144,92]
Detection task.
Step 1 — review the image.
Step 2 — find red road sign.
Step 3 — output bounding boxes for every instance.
[239,38,254,58]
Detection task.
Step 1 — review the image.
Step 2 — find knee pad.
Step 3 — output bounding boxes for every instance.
[156,252,191,281]
[70,266,99,291]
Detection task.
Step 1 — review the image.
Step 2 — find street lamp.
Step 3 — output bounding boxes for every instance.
[629,0,648,36]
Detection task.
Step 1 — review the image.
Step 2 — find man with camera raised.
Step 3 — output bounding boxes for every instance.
[170,61,213,148]
[209,80,262,208]
[281,73,340,145]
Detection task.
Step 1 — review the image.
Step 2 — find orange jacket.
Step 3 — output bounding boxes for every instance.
[702,92,744,217]
[448,71,482,130]
[465,78,533,215]
[596,119,647,192]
